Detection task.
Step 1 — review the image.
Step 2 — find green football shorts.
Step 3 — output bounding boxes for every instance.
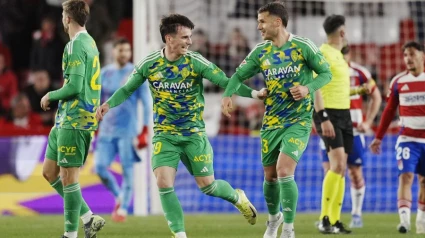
[45,127,93,167]
[260,122,312,166]
[151,133,214,177]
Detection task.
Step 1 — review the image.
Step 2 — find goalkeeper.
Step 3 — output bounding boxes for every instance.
[96,14,266,238]
[221,2,331,238]
[94,37,151,223]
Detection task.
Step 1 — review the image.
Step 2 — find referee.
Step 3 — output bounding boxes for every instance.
[314,14,352,235]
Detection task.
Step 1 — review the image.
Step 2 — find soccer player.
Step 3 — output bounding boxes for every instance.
[96,14,265,238]
[370,41,425,234]
[313,15,352,234]
[94,37,151,222]
[319,45,382,228]
[221,2,332,238]
[40,1,105,238]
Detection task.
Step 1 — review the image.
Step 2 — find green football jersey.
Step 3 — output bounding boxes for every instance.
[225,34,331,131]
[55,31,101,130]
[106,49,253,136]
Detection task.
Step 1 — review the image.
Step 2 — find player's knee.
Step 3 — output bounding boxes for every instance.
[400,173,414,185]
[263,165,277,182]
[95,162,108,178]
[42,169,57,183]
[331,161,346,174]
[419,176,425,189]
[121,166,134,186]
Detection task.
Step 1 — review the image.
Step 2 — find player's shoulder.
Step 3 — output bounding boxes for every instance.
[350,62,372,79]
[291,34,319,53]
[134,49,162,69]
[389,71,409,88]
[186,50,211,66]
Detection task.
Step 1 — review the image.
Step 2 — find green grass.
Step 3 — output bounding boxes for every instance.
[0,213,423,237]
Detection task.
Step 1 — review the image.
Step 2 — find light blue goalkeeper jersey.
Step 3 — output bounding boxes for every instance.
[98,62,151,138]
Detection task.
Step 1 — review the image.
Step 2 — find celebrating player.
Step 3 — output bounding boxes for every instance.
[95,37,151,222]
[319,45,382,228]
[370,41,425,234]
[96,14,266,238]
[40,0,105,237]
[313,15,353,234]
[221,2,332,238]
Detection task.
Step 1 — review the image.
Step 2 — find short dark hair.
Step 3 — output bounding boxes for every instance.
[323,14,345,35]
[159,14,195,43]
[113,37,130,47]
[62,0,90,27]
[258,2,288,27]
[402,41,424,52]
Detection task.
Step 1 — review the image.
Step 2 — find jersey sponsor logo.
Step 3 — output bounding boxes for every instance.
[200,166,209,173]
[264,65,301,79]
[67,60,82,67]
[58,146,77,155]
[193,154,212,163]
[401,94,425,105]
[152,81,193,93]
[401,84,410,91]
[288,137,306,150]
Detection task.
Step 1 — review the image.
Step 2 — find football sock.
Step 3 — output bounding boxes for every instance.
[50,177,92,223]
[200,180,238,204]
[263,179,281,217]
[351,185,365,216]
[63,183,83,232]
[278,175,298,223]
[159,187,185,233]
[320,170,340,222]
[332,176,345,223]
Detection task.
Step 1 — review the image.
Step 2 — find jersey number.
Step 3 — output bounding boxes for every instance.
[90,55,101,90]
[154,142,162,155]
[262,139,269,153]
[396,147,410,160]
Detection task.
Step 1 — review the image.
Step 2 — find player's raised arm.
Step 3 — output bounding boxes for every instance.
[96,68,146,121]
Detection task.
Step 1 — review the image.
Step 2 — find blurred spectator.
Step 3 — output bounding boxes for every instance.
[0,0,41,77]
[30,16,65,86]
[1,93,43,129]
[0,38,12,68]
[0,53,18,117]
[23,70,57,126]
[85,0,123,64]
[191,29,213,60]
[227,27,251,71]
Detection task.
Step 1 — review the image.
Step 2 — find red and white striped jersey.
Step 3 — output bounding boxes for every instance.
[376,71,425,142]
[349,62,373,134]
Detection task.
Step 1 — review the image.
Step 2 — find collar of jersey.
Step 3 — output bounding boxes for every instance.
[71,30,88,41]
[160,47,186,64]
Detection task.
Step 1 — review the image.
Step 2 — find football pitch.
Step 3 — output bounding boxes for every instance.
[0,213,423,237]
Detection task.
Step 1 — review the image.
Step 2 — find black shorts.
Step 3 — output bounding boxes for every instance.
[313,108,353,154]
